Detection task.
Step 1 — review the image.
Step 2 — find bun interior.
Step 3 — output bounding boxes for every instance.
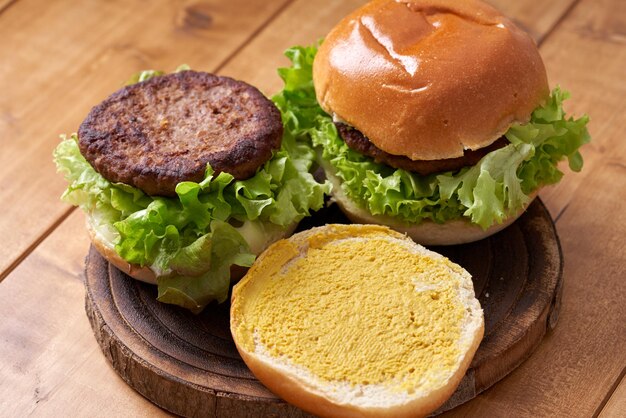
[231,224,484,418]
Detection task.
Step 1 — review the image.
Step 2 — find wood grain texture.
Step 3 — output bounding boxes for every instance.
[0,0,291,280]
[599,372,626,418]
[536,0,626,218]
[219,0,370,97]
[486,0,578,43]
[83,199,563,417]
[0,211,166,417]
[0,0,16,13]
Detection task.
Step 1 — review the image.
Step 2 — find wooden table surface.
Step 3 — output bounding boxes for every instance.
[0,0,624,416]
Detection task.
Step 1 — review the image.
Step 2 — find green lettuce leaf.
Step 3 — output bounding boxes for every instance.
[53,68,329,311]
[124,64,191,85]
[157,220,256,313]
[277,44,590,229]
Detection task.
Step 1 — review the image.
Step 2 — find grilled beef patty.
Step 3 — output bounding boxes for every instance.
[78,70,283,196]
[336,123,508,175]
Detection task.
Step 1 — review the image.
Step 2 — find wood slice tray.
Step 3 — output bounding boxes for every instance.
[84,198,563,417]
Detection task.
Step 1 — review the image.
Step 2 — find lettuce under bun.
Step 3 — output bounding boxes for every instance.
[54,70,329,312]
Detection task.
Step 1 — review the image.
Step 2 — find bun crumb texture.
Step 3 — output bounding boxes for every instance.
[231,224,484,418]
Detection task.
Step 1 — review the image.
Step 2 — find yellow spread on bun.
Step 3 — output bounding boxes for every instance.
[231,224,484,418]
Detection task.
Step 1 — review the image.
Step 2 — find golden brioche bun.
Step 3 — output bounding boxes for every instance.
[313,0,549,160]
[231,224,484,418]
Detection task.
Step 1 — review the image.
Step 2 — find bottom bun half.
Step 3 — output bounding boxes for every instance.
[322,161,537,246]
[231,224,484,418]
[237,338,481,418]
[87,221,158,284]
[86,218,298,285]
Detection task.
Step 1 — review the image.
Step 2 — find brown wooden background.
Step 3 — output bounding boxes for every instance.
[0,0,624,416]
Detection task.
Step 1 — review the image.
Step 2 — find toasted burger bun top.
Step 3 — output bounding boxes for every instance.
[313,0,549,161]
[231,224,484,418]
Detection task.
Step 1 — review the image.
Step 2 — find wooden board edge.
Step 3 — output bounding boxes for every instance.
[84,247,311,418]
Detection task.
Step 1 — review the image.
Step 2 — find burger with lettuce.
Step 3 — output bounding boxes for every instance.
[54,68,329,312]
[275,0,589,245]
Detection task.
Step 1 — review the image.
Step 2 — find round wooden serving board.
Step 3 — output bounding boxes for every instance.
[84,199,563,417]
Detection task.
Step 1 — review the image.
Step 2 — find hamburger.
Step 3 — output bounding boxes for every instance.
[54,68,329,312]
[277,0,590,245]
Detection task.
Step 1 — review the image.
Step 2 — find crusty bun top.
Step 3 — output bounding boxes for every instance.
[313,0,549,160]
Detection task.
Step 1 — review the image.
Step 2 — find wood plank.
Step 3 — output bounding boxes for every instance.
[486,0,577,43]
[0,211,166,416]
[0,0,290,280]
[0,0,16,14]
[599,372,626,418]
[216,0,368,97]
[443,0,626,415]
[1,0,620,416]
[535,0,626,218]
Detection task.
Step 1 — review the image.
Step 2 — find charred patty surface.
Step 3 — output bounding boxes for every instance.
[336,123,508,175]
[78,71,283,196]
